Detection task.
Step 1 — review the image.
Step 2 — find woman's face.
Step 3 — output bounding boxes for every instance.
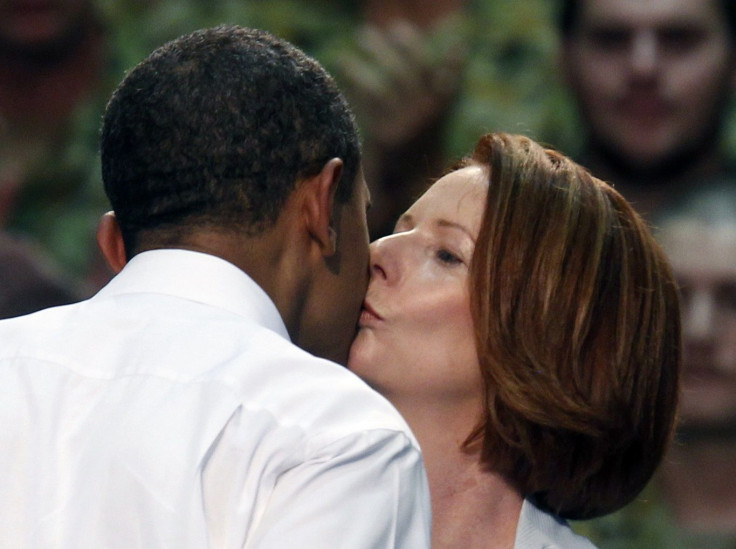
[348,166,487,409]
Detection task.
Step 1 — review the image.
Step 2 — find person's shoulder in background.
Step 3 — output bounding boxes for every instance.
[0,232,83,319]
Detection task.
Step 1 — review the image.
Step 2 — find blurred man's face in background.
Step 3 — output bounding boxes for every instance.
[562,0,735,174]
[0,0,92,55]
[659,220,736,433]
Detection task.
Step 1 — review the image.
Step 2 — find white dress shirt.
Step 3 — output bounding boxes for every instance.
[0,249,431,548]
[515,499,597,549]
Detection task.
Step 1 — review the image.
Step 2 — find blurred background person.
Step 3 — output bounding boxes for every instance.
[659,187,736,546]
[0,0,103,182]
[558,0,736,219]
[0,232,81,318]
[334,0,579,237]
[0,0,237,309]
[335,0,468,238]
[576,187,736,548]
[0,0,232,302]
[0,0,111,294]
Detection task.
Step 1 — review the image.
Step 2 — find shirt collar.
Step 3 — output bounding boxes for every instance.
[96,249,290,340]
[515,498,594,548]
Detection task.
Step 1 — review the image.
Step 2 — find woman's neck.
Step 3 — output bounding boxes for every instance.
[397,401,523,548]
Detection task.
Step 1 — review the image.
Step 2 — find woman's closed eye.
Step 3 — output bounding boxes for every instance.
[436,248,463,266]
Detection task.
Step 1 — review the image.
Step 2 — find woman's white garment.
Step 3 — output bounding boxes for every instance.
[515,498,598,549]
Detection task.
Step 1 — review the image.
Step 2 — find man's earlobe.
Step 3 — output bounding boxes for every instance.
[96,211,128,273]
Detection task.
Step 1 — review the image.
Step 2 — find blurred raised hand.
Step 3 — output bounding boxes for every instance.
[336,16,468,237]
[340,18,465,149]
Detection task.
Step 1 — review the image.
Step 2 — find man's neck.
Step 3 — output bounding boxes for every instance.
[154,223,316,354]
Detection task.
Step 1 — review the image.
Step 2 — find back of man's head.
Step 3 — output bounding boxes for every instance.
[101,25,360,256]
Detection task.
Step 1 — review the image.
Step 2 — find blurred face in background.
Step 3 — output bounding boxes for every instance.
[0,0,93,55]
[659,220,736,432]
[562,0,735,174]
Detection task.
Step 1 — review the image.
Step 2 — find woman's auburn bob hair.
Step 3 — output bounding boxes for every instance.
[462,133,681,520]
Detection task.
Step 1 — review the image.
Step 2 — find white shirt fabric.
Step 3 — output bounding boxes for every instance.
[515,499,597,549]
[0,249,431,548]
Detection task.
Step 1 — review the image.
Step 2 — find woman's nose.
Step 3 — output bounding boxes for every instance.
[369,233,405,283]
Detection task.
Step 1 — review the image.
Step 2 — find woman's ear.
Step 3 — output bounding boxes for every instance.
[96,211,128,274]
[302,158,343,256]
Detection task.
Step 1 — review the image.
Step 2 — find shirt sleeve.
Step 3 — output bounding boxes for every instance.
[244,429,431,549]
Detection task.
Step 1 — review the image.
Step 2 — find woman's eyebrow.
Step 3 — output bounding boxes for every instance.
[436,219,476,243]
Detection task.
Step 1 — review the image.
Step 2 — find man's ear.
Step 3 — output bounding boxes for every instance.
[302,158,343,256]
[96,211,128,274]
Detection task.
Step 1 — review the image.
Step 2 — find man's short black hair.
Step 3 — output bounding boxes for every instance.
[558,0,736,41]
[101,25,360,254]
